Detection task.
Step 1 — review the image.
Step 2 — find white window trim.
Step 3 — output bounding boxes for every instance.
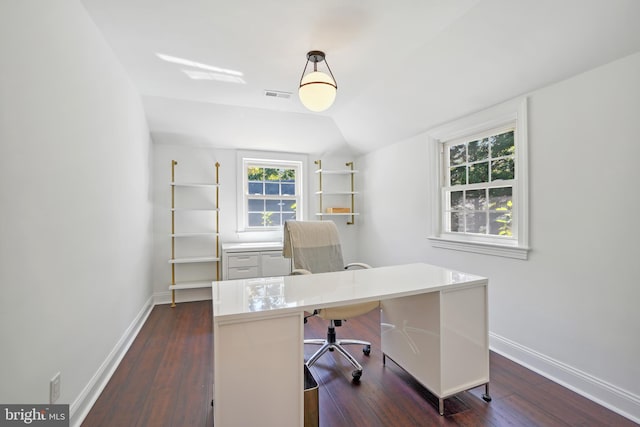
[236,151,307,233]
[427,97,530,260]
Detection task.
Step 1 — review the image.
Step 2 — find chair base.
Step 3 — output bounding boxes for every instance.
[305,323,371,380]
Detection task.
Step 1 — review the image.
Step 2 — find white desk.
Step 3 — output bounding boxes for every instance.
[212,263,490,426]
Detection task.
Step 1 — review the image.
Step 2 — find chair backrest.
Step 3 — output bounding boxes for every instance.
[283,220,344,273]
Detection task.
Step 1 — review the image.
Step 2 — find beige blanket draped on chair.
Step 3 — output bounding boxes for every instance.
[283,220,379,320]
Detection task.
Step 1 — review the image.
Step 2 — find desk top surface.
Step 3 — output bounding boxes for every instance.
[212,263,487,322]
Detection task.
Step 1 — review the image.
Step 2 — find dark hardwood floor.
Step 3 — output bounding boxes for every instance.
[82,301,636,427]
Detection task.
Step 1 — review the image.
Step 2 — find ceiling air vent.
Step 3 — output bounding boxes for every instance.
[264,90,291,99]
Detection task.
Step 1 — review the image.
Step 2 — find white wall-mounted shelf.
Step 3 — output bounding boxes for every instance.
[315,191,359,195]
[171,182,220,188]
[169,281,214,291]
[314,169,359,175]
[314,160,358,225]
[169,256,221,264]
[171,207,220,212]
[171,232,219,237]
[169,160,220,306]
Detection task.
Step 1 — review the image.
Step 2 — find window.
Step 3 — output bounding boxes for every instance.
[444,126,515,238]
[428,98,529,259]
[240,157,303,231]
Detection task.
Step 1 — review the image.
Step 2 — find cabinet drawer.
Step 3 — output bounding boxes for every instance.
[227,253,259,268]
[227,266,259,279]
[261,251,291,277]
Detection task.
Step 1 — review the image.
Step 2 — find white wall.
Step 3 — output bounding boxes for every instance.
[0,1,153,423]
[150,139,360,303]
[357,52,640,422]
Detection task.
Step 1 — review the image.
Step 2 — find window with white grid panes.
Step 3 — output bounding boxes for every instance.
[443,125,516,240]
[243,159,302,230]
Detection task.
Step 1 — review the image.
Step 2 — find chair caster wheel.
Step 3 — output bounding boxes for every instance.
[363,345,371,356]
[352,370,362,381]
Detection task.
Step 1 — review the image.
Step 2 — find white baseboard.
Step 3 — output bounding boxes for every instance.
[69,291,211,426]
[69,296,154,427]
[490,332,640,424]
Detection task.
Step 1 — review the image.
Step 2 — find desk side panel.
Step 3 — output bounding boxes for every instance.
[440,284,490,396]
[381,293,442,394]
[214,313,304,426]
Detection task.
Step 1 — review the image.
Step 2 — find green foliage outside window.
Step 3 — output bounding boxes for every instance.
[247,166,297,228]
[446,130,515,237]
[248,167,296,182]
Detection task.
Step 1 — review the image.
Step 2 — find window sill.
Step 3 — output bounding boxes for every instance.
[428,236,529,260]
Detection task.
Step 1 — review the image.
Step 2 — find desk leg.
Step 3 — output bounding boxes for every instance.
[483,383,492,402]
[438,383,490,416]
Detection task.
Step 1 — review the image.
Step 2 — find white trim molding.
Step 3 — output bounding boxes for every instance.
[235,150,308,234]
[427,97,530,259]
[70,297,154,427]
[490,332,640,424]
[428,236,529,260]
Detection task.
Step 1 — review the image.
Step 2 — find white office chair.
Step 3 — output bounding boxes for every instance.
[283,220,379,381]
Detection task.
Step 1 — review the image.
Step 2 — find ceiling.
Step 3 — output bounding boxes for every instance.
[81,0,640,155]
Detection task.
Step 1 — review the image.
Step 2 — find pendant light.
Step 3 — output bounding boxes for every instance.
[298,51,337,112]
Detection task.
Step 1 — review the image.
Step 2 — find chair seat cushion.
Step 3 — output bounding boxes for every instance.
[318,301,380,320]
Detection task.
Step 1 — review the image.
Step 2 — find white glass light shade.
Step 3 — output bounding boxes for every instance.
[299,71,337,112]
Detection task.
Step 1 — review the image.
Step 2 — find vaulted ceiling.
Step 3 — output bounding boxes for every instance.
[81,0,640,155]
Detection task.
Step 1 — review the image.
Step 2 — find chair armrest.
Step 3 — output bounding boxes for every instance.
[291,268,312,275]
[345,262,372,270]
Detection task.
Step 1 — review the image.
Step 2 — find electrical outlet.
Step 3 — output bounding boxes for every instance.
[50,372,61,403]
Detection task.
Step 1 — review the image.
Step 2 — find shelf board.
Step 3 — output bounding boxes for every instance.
[315,213,360,216]
[314,169,358,175]
[169,256,220,264]
[169,281,213,290]
[171,182,219,188]
[171,232,219,237]
[171,208,220,212]
[315,191,359,195]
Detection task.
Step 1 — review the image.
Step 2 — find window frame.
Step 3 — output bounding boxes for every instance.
[427,98,530,259]
[237,153,305,232]
[442,124,517,241]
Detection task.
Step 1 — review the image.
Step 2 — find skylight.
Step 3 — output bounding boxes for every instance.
[157,53,246,83]
[182,70,246,84]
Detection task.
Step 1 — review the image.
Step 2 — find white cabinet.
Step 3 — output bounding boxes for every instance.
[221,242,291,280]
[226,253,259,279]
[260,251,291,277]
[314,159,358,224]
[381,285,490,415]
[169,160,220,307]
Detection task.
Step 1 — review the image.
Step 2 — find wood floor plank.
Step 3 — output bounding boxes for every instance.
[81,305,173,427]
[170,303,213,427]
[82,301,636,427]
